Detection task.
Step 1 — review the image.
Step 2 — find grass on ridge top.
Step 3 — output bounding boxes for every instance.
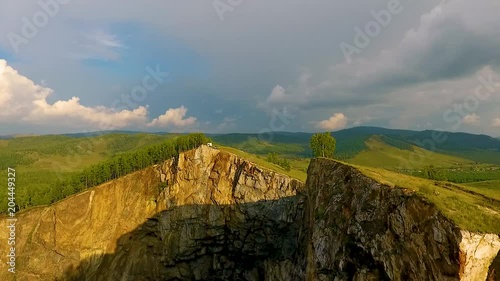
[215,145,499,233]
[348,136,474,169]
[463,180,500,201]
[218,145,307,182]
[353,164,500,234]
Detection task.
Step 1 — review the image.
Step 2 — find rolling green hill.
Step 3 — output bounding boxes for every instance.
[211,127,500,165]
[463,180,500,201]
[347,136,474,169]
[0,133,178,211]
[1,127,498,215]
[218,146,308,182]
[356,164,499,233]
[6,126,494,165]
[210,130,371,159]
[376,129,500,165]
[211,128,500,186]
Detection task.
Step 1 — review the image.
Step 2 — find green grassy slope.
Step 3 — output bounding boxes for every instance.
[1,131,497,233]
[212,128,500,183]
[356,164,499,233]
[355,127,500,165]
[212,127,500,165]
[214,146,500,233]
[211,130,372,159]
[463,180,500,201]
[0,133,176,210]
[214,132,500,203]
[218,146,307,182]
[215,137,309,157]
[347,136,474,169]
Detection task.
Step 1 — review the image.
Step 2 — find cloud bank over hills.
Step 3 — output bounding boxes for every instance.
[0,0,499,135]
[0,59,197,133]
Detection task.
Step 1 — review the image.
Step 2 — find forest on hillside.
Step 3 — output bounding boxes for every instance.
[0,133,210,213]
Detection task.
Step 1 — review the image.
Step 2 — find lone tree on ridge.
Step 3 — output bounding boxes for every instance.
[310,132,336,158]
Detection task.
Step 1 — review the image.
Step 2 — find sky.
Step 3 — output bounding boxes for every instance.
[0,0,499,136]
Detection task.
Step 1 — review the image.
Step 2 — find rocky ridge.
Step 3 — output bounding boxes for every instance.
[0,145,497,280]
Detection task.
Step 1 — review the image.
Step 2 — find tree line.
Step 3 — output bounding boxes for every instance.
[2,133,210,212]
[411,164,500,183]
[53,133,210,200]
[266,152,291,171]
[262,132,337,172]
[310,132,337,158]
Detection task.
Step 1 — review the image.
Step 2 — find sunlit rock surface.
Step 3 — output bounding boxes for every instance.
[0,146,497,280]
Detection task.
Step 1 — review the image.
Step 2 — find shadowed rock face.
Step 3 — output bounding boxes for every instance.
[0,146,303,281]
[0,146,498,280]
[305,159,461,281]
[63,200,306,281]
[303,159,499,281]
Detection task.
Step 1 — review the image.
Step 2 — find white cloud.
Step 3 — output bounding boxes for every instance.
[2,1,499,135]
[148,106,197,128]
[74,30,125,61]
[256,0,500,135]
[267,85,286,103]
[353,116,373,126]
[216,116,237,132]
[258,85,291,110]
[89,30,124,48]
[315,113,348,131]
[463,113,480,124]
[492,118,500,127]
[0,59,148,129]
[0,59,197,131]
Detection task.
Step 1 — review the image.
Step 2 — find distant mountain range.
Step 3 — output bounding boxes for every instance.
[2,127,499,165]
[210,127,500,165]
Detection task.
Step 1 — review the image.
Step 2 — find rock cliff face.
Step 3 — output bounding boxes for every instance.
[303,158,500,281]
[0,146,498,280]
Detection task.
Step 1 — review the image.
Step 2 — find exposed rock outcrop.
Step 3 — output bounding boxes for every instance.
[0,146,302,280]
[303,158,500,281]
[460,231,500,281]
[0,146,498,280]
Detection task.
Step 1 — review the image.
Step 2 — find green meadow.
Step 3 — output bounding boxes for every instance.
[0,128,498,233]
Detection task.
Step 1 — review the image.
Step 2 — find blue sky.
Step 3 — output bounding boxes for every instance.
[0,0,499,136]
